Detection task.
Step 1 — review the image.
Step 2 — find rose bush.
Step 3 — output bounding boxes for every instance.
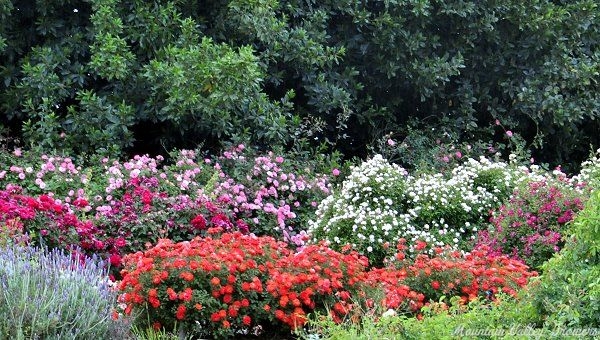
[477,178,587,270]
[118,229,290,338]
[309,154,540,266]
[0,147,332,245]
[0,187,119,259]
[118,232,538,338]
[384,239,537,305]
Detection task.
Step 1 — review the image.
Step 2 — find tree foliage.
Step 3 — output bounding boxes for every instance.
[1,0,599,167]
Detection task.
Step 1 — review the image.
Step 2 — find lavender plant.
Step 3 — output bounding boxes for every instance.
[0,245,131,339]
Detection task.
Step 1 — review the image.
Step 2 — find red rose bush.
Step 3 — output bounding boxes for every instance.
[117,232,537,338]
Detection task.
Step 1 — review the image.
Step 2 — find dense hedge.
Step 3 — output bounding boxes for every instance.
[1,1,599,170]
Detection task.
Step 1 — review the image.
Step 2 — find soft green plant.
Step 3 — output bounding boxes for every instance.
[300,294,556,340]
[130,325,181,340]
[0,245,131,339]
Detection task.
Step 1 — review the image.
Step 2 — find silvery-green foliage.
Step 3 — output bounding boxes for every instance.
[0,245,130,339]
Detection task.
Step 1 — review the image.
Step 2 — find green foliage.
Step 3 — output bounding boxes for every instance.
[529,188,600,328]
[1,0,600,168]
[143,35,293,143]
[300,295,551,340]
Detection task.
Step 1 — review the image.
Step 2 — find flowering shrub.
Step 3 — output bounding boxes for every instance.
[118,230,292,338]
[308,155,409,266]
[0,149,107,207]
[477,179,587,269]
[529,188,600,329]
[309,155,533,266]
[93,176,244,257]
[574,147,600,189]
[0,188,121,259]
[118,232,539,338]
[0,147,332,246]
[385,239,537,306]
[205,145,333,246]
[265,243,372,328]
[118,231,378,337]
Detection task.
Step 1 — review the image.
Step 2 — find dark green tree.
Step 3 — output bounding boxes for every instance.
[1,0,599,169]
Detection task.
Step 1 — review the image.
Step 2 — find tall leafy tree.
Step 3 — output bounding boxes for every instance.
[1,0,599,168]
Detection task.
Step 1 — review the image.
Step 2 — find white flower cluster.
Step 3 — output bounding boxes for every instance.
[308,155,409,263]
[403,156,526,249]
[309,154,535,263]
[573,148,600,189]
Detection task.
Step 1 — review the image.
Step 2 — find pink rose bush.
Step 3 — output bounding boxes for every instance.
[0,146,332,247]
[477,177,587,269]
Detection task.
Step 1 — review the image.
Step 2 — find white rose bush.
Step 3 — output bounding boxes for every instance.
[309,154,539,265]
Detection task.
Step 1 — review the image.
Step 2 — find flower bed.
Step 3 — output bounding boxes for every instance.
[2,146,599,338]
[117,231,537,338]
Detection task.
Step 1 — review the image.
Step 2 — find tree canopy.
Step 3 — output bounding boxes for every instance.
[1,0,599,169]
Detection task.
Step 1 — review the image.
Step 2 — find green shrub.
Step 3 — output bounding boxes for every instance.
[529,188,600,328]
[300,295,549,340]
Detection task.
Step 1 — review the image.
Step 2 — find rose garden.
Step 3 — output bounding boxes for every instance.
[1,1,600,338]
[1,144,598,339]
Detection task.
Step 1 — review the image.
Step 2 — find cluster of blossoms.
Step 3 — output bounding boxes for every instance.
[117,230,375,337]
[93,175,248,269]
[477,178,587,270]
[309,155,536,265]
[308,155,409,266]
[573,148,600,188]
[198,145,332,246]
[0,152,98,209]
[118,230,287,338]
[118,232,537,337]
[387,239,537,305]
[0,146,331,247]
[0,187,124,261]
